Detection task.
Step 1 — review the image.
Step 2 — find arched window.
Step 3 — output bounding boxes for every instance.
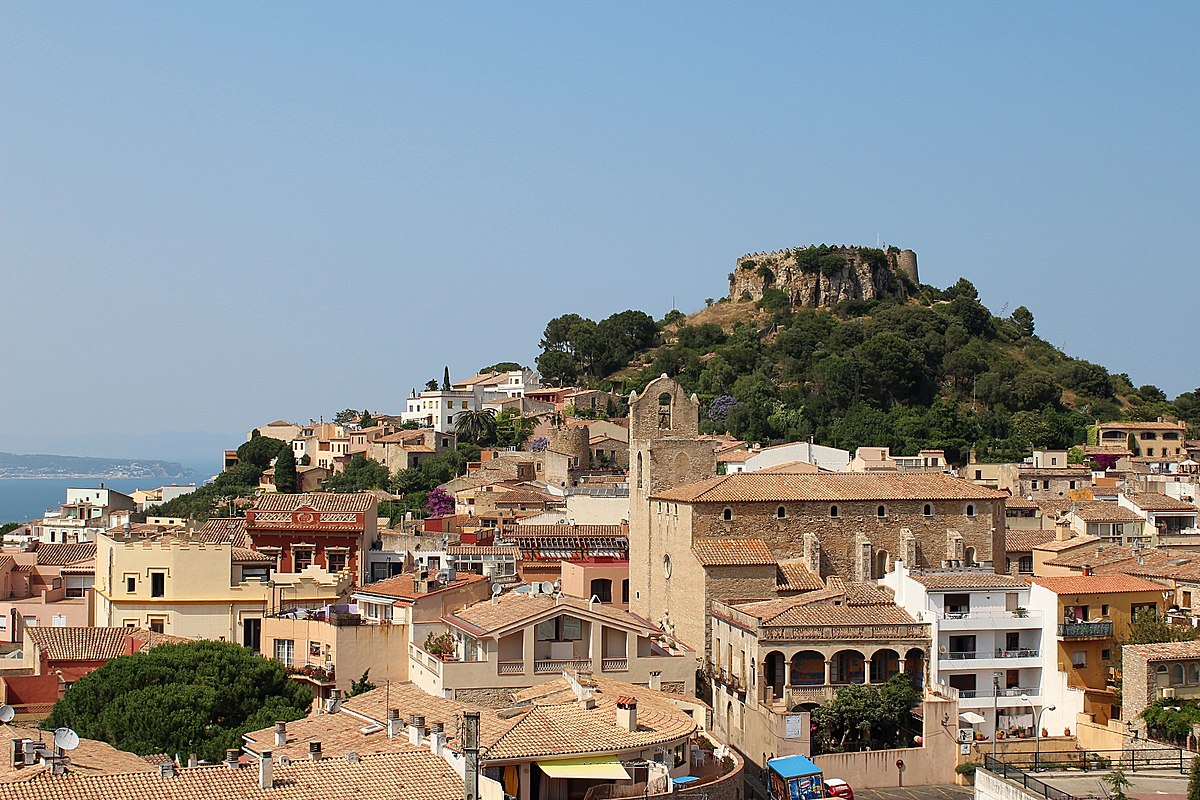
[876,505,887,518]
[663,554,672,579]
[964,547,976,567]
[965,504,976,518]
[636,452,643,489]
[923,503,933,517]
[1171,664,1185,686]
[776,506,786,519]
[723,507,733,522]
[658,392,672,429]
[830,505,839,519]
[1190,663,1200,685]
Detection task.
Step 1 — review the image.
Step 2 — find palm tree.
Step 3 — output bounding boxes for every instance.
[455,409,497,445]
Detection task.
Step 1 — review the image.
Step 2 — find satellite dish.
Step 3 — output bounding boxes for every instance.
[54,728,80,751]
[540,581,555,595]
[491,584,503,596]
[0,705,13,723]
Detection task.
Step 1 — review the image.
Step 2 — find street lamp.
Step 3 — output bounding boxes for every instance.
[1021,693,1055,772]
[992,672,1001,758]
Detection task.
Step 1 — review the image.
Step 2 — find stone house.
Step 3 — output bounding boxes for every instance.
[1096,418,1188,459]
[1122,640,1200,723]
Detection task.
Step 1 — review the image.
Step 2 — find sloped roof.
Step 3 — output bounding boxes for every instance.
[34,542,96,566]
[354,571,487,602]
[1032,574,1166,595]
[776,561,824,592]
[25,627,128,661]
[1069,502,1144,523]
[252,493,375,513]
[1124,641,1200,661]
[1125,493,1196,513]
[692,538,775,566]
[732,584,918,628]
[909,572,1029,591]
[1034,534,1100,553]
[651,472,1008,503]
[198,518,249,547]
[1006,530,1054,552]
[446,593,659,638]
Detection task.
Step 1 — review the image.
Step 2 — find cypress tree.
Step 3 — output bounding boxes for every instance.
[274,447,298,493]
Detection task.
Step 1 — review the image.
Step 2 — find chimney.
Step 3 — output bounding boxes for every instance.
[463,712,480,800]
[188,754,198,769]
[616,696,638,732]
[428,722,447,756]
[1082,564,1093,577]
[225,749,241,770]
[259,750,274,790]
[1054,517,1071,542]
[408,714,427,746]
[387,708,404,738]
[274,721,287,747]
[309,741,323,761]
[159,761,177,778]
[648,671,662,691]
[11,739,25,769]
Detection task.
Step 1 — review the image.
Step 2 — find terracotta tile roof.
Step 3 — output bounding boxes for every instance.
[1124,641,1200,661]
[199,518,250,547]
[354,571,487,602]
[25,627,129,661]
[1125,493,1197,513]
[232,546,274,564]
[776,561,824,592]
[244,711,425,760]
[33,542,96,566]
[754,461,822,474]
[0,556,14,573]
[1083,445,1132,455]
[909,572,1029,590]
[0,724,156,784]
[1069,502,1145,523]
[691,538,775,566]
[446,593,659,637]
[126,628,192,651]
[494,490,556,506]
[651,472,1009,503]
[1006,530,1054,552]
[1098,420,1187,430]
[340,683,510,750]
[1044,543,1141,569]
[1004,496,1040,510]
[732,584,919,628]
[252,493,376,513]
[719,450,753,463]
[0,750,464,800]
[1034,534,1100,553]
[494,676,697,760]
[1032,574,1166,595]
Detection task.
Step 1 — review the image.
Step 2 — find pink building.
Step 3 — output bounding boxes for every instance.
[0,542,95,644]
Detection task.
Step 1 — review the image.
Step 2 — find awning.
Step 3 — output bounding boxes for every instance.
[959,712,987,725]
[538,756,631,780]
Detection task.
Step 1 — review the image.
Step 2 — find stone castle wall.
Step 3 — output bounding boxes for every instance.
[729,245,918,306]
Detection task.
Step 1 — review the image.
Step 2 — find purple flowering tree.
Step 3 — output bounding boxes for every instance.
[425,487,455,517]
[707,395,739,422]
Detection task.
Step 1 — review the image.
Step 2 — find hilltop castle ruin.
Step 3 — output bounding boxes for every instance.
[728,244,919,308]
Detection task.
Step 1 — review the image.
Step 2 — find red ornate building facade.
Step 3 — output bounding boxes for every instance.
[245,493,378,586]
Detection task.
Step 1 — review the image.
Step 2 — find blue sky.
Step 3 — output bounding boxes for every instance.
[1,3,1196,459]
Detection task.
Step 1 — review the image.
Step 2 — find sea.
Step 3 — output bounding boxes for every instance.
[0,460,222,524]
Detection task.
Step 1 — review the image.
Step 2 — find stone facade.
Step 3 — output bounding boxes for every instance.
[629,376,719,624]
[449,686,517,708]
[729,245,918,306]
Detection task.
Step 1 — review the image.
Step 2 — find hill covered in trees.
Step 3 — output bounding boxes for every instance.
[536,265,1198,464]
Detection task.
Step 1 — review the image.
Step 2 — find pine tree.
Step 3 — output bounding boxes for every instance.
[442,366,451,390]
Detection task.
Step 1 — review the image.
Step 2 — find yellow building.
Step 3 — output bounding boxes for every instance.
[1029,573,1166,724]
[92,528,351,649]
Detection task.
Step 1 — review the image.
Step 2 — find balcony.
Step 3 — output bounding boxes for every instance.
[956,687,1043,708]
[945,649,1040,660]
[1058,621,1113,640]
[939,610,1042,630]
[601,657,628,672]
[498,661,524,675]
[534,658,592,674]
[285,660,336,685]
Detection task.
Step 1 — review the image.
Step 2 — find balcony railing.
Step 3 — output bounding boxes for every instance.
[958,687,1040,698]
[498,661,525,675]
[946,649,1040,660]
[942,610,1039,621]
[534,658,591,674]
[1059,621,1113,639]
[601,657,629,672]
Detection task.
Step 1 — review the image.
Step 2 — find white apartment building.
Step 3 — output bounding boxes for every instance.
[402,389,478,434]
[883,562,1045,738]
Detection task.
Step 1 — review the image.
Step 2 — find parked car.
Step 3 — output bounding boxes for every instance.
[825,778,854,800]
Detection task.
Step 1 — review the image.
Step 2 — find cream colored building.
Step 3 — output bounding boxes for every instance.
[92,528,351,648]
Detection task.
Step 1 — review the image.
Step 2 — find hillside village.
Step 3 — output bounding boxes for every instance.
[4,259,1200,800]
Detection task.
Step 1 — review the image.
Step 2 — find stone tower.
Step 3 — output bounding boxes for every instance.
[896,248,919,285]
[628,375,717,623]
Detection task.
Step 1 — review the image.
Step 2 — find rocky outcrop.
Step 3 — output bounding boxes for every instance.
[729,245,918,307]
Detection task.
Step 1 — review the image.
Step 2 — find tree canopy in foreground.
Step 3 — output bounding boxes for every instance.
[45,640,311,762]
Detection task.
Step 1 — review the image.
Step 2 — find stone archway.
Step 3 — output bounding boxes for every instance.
[870,649,901,682]
[790,651,825,686]
[830,649,865,684]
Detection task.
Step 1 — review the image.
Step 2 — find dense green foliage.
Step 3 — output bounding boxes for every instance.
[142,462,262,522]
[536,310,658,385]
[478,361,526,373]
[236,434,290,469]
[1144,700,1200,747]
[0,522,20,536]
[811,674,920,753]
[455,408,497,446]
[1188,756,1200,800]
[44,641,310,762]
[273,447,298,493]
[323,454,390,492]
[536,277,1196,461]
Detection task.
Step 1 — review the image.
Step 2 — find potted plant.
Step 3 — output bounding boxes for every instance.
[1042,728,1049,738]
[1064,727,1072,737]
[996,730,1005,740]
[1013,607,1029,618]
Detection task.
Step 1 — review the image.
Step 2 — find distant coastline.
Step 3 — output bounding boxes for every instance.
[0,451,198,481]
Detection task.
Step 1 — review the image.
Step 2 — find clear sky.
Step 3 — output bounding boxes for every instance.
[2,3,1196,460]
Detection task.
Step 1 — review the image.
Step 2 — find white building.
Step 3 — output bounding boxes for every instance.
[402,389,478,434]
[883,562,1046,738]
[733,441,850,473]
[453,368,541,402]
